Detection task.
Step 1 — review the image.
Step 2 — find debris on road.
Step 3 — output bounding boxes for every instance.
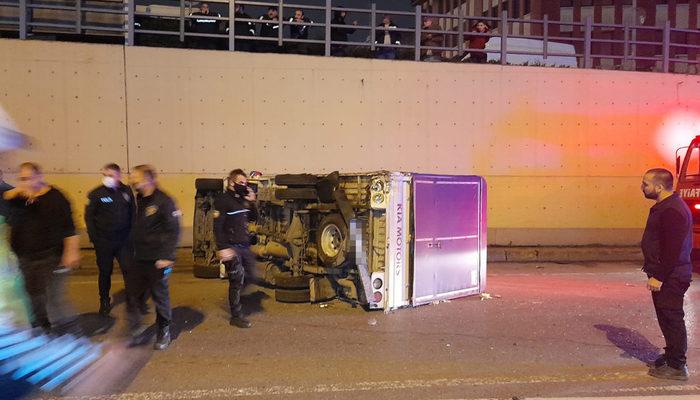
[368,318,377,326]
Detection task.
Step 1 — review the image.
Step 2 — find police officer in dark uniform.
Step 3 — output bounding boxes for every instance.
[128,164,181,350]
[641,168,693,381]
[257,6,279,53]
[85,163,135,316]
[213,169,257,328]
[189,2,222,49]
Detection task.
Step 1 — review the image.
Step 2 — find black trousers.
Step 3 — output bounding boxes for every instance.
[652,277,691,369]
[225,246,256,318]
[127,260,172,330]
[18,251,77,333]
[94,239,132,302]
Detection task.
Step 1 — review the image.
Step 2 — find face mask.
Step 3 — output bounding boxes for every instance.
[103,176,118,188]
[233,183,248,197]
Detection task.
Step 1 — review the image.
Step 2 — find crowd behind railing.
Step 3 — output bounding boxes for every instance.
[1,0,699,73]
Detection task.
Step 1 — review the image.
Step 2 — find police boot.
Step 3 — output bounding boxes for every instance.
[230,315,252,329]
[154,325,171,350]
[649,364,689,381]
[99,297,112,316]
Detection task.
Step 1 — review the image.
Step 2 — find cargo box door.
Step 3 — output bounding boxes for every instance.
[412,175,485,306]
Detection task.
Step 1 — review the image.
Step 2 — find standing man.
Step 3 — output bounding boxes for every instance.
[287,9,312,54]
[213,169,257,328]
[641,168,692,381]
[258,6,279,53]
[330,8,357,57]
[85,163,135,316]
[374,15,401,60]
[228,4,256,52]
[128,165,180,350]
[4,162,80,334]
[189,2,222,50]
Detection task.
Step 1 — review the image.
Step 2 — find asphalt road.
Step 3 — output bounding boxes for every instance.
[13,252,700,399]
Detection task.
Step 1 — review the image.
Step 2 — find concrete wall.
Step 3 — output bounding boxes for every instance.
[1,39,699,247]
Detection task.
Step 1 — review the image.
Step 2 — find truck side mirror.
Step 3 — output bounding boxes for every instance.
[677,156,681,176]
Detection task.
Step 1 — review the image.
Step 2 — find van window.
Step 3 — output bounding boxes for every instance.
[684,146,700,180]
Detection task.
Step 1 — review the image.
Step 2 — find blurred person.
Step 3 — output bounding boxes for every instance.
[213,169,257,329]
[227,4,256,52]
[641,168,692,381]
[258,6,280,53]
[287,9,313,54]
[189,2,222,50]
[330,7,358,57]
[0,170,13,220]
[461,20,490,63]
[4,162,80,334]
[84,163,135,316]
[128,165,180,350]
[421,16,444,62]
[375,15,401,60]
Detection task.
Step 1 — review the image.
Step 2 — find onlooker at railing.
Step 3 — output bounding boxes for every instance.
[462,20,490,63]
[375,15,401,60]
[258,6,280,53]
[189,3,221,50]
[226,4,256,53]
[288,9,313,54]
[330,7,358,57]
[421,16,444,62]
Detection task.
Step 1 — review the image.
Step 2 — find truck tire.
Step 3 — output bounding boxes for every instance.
[275,288,311,303]
[317,213,348,268]
[275,188,318,200]
[274,174,318,186]
[195,178,223,192]
[274,273,312,289]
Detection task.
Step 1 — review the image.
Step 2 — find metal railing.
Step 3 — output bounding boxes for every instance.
[1,0,699,74]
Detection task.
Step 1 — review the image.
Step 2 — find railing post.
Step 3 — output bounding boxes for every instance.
[542,14,548,60]
[127,0,134,45]
[583,15,592,68]
[622,22,629,67]
[457,9,464,55]
[414,5,421,61]
[324,0,331,56]
[500,10,507,65]
[19,0,26,39]
[370,3,376,51]
[76,0,82,34]
[277,0,283,47]
[229,0,235,51]
[179,0,185,43]
[662,20,671,73]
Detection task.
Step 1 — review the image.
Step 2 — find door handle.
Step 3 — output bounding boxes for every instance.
[436,241,442,249]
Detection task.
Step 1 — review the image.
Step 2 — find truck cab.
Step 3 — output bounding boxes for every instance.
[676,135,700,269]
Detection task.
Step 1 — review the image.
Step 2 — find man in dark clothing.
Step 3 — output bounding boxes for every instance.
[128,165,180,350]
[189,2,221,50]
[375,15,401,60]
[4,162,80,334]
[213,169,257,328]
[287,9,313,54]
[641,168,692,381]
[227,4,256,52]
[330,8,357,57]
[85,163,135,316]
[258,7,280,53]
[0,170,14,220]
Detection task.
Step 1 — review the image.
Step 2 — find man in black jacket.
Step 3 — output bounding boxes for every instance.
[4,162,80,334]
[189,2,221,50]
[213,169,257,328]
[375,14,401,60]
[330,8,357,57]
[128,165,180,350]
[287,9,312,54]
[228,4,256,52]
[641,168,692,381]
[258,6,279,53]
[85,163,135,316]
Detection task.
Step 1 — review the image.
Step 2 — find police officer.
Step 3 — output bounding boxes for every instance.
[641,168,692,381]
[189,2,221,49]
[128,165,181,350]
[85,163,135,316]
[213,169,257,328]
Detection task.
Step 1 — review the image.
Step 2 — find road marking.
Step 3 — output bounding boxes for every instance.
[39,371,692,400]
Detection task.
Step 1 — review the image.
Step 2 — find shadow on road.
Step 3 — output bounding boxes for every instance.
[594,324,660,364]
[77,312,116,337]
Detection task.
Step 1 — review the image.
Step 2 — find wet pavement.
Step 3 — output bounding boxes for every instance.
[20,254,700,399]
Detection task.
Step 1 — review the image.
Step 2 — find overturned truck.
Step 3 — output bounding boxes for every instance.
[193,172,487,311]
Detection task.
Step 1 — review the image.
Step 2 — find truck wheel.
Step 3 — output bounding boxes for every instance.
[317,213,348,267]
[195,178,223,192]
[275,188,318,200]
[275,288,311,303]
[274,273,312,289]
[274,174,318,186]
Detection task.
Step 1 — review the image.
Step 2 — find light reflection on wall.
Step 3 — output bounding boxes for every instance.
[655,110,700,165]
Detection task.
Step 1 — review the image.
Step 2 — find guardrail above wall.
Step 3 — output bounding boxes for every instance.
[0,0,698,74]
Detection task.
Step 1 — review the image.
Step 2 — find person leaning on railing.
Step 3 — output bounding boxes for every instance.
[375,14,401,60]
[421,16,444,62]
[330,7,358,57]
[226,4,256,53]
[257,6,280,53]
[287,9,313,55]
[460,20,490,63]
[189,2,222,50]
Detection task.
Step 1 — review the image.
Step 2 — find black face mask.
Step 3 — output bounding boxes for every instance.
[233,183,248,197]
